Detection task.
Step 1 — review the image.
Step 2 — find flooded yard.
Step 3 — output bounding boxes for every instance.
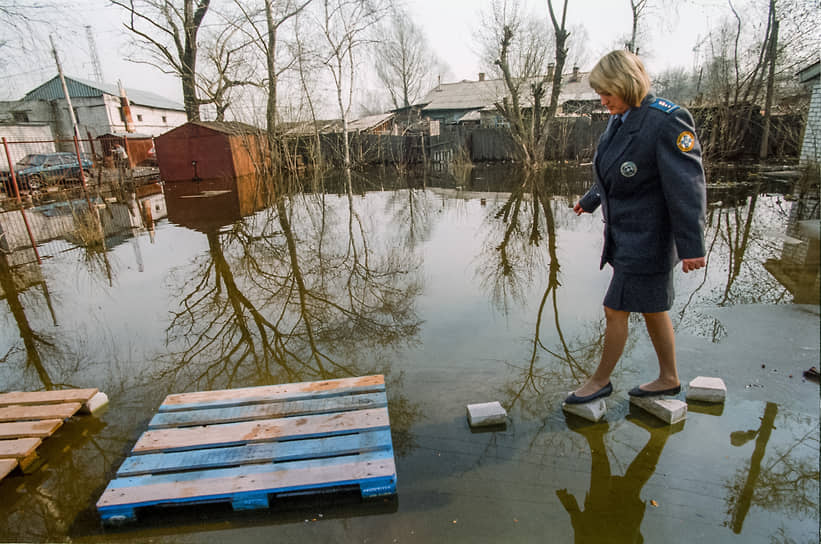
[0,165,818,543]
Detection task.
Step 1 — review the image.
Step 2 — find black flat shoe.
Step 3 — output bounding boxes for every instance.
[628,384,681,397]
[565,382,613,404]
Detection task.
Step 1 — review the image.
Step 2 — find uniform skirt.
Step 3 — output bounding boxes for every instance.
[603,266,675,313]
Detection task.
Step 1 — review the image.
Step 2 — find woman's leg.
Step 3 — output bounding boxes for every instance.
[572,306,630,397]
[638,311,680,390]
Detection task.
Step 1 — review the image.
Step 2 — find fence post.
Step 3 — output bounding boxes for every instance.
[2,137,41,264]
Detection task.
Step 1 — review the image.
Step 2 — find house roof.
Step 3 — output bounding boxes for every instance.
[420,71,599,113]
[347,112,395,132]
[23,75,185,111]
[187,121,261,135]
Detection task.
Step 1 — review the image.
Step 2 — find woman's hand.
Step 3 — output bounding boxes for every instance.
[573,202,586,216]
[681,257,706,273]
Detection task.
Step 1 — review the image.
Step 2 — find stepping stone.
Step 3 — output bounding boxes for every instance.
[686,376,726,403]
[561,397,607,422]
[80,392,110,415]
[629,396,687,424]
[466,402,507,427]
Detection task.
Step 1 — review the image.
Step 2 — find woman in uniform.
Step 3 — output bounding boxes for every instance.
[565,50,707,405]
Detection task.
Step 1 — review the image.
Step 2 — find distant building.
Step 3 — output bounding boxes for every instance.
[798,61,820,167]
[0,75,187,154]
[418,67,602,126]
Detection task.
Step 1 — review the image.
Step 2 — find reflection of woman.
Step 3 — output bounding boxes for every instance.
[566,50,706,404]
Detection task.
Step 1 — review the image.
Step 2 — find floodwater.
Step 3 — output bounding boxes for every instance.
[0,164,818,543]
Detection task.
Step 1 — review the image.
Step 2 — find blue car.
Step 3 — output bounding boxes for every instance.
[1,152,93,194]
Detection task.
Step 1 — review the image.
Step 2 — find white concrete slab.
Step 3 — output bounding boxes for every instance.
[79,392,109,415]
[629,396,687,424]
[562,396,607,422]
[466,401,507,427]
[687,376,727,403]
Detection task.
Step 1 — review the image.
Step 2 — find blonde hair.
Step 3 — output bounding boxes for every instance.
[589,50,651,107]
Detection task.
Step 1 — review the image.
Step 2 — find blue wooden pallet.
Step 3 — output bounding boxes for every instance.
[96,375,396,525]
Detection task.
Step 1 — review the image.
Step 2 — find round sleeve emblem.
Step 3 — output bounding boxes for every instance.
[676,131,695,152]
[620,161,637,177]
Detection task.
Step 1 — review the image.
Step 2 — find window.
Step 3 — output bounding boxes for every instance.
[162,116,167,123]
[12,111,29,122]
[137,114,143,122]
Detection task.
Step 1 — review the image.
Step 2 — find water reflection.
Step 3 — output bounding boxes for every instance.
[558,414,683,543]
[725,402,819,534]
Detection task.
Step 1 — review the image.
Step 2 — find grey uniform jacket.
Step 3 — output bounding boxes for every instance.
[578,94,707,275]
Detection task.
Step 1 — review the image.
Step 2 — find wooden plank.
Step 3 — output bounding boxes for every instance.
[97,451,396,509]
[159,375,384,412]
[0,438,42,459]
[149,392,386,429]
[108,449,393,489]
[133,407,389,454]
[117,429,393,477]
[0,459,17,480]
[0,419,63,439]
[0,402,82,423]
[0,389,97,408]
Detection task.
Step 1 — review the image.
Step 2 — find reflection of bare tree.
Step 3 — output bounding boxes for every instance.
[0,252,58,389]
[160,181,424,452]
[478,171,609,412]
[385,174,436,250]
[724,402,819,534]
[557,415,682,543]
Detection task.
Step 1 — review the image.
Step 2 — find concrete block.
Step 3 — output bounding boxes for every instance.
[562,396,607,422]
[466,402,507,427]
[629,396,687,424]
[687,376,726,403]
[79,392,109,415]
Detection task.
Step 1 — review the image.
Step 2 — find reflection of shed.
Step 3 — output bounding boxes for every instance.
[165,175,266,232]
[96,133,154,167]
[155,121,265,182]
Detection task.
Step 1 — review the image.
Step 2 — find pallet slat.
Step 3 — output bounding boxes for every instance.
[0,438,42,459]
[0,402,83,422]
[0,459,17,480]
[0,419,63,439]
[133,407,389,454]
[159,375,384,412]
[149,392,387,429]
[0,389,97,407]
[97,451,396,509]
[117,429,393,477]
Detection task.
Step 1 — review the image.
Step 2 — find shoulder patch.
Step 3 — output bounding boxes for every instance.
[649,98,680,114]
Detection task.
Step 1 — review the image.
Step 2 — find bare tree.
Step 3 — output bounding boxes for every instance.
[111,0,211,121]
[626,0,649,54]
[375,10,440,109]
[317,0,390,169]
[196,24,257,121]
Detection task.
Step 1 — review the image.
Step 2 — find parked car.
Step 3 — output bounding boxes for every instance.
[0,152,93,194]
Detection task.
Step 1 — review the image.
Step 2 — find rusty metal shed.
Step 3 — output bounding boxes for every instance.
[155,121,266,182]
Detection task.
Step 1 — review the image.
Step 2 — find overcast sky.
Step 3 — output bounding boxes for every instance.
[2,0,731,106]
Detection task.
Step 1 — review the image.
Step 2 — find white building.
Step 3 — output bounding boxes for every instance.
[0,75,187,154]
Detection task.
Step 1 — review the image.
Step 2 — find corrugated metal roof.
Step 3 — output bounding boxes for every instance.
[187,121,262,135]
[347,112,395,132]
[24,75,185,111]
[421,72,599,112]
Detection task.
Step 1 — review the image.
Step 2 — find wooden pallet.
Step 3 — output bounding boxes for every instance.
[96,375,397,525]
[0,388,101,480]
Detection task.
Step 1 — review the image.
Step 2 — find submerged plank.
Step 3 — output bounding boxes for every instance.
[0,459,17,480]
[0,402,83,422]
[159,375,385,412]
[133,407,390,454]
[0,389,97,407]
[0,438,42,459]
[117,429,393,476]
[97,452,396,508]
[149,392,387,429]
[0,419,63,439]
